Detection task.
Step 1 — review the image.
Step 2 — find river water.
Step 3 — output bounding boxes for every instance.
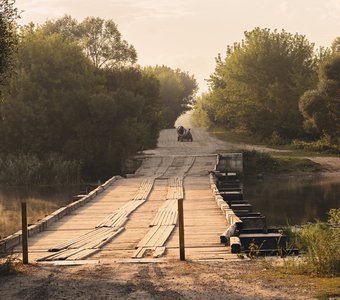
[0,175,339,238]
[0,185,83,239]
[244,175,340,226]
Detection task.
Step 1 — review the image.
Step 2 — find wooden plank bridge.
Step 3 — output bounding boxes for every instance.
[1,122,247,263]
[3,154,241,262]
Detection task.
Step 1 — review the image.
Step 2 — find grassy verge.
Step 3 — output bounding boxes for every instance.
[243,150,321,175]
[252,210,340,299]
[284,209,340,277]
[292,136,340,155]
[208,126,268,146]
[252,266,340,300]
[208,126,340,157]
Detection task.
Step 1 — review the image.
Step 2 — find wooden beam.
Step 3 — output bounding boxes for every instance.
[21,202,29,264]
[178,198,185,261]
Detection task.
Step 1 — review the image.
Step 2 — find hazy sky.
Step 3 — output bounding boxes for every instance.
[16,0,340,92]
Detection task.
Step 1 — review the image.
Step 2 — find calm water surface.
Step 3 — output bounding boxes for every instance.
[0,186,82,238]
[244,175,340,226]
[1,176,339,238]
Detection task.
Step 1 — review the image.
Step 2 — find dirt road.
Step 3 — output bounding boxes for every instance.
[144,112,288,156]
[0,259,317,300]
[168,112,340,173]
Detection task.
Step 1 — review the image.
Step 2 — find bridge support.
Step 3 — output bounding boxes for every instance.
[21,202,29,264]
[178,198,185,261]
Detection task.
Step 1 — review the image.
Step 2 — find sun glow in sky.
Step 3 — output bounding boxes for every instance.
[16,0,340,93]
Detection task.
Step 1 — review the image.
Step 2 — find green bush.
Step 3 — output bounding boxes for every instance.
[298,222,340,276]
[269,131,288,146]
[283,209,340,277]
[292,135,340,154]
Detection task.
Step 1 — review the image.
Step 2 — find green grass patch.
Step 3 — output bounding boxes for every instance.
[254,267,340,300]
[292,137,340,155]
[208,126,267,146]
[243,150,321,175]
[208,125,340,157]
[313,277,340,300]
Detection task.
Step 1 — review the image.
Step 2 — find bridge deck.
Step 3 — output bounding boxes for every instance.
[16,155,231,262]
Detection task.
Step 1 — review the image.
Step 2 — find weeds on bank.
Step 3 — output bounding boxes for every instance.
[0,153,81,185]
[209,125,340,156]
[281,209,340,277]
[292,135,340,155]
[0,251,22,276]
[248,240,266,259]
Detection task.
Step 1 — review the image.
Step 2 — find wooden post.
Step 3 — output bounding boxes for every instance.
[21,202,29,264]
[178,198,185,261]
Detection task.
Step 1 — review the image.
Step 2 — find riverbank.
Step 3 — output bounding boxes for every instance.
[1,258,339,299]
[179,112,340,176]
[215,135,340,179]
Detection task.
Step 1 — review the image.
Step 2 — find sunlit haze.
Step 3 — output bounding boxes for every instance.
[16,0,340,93]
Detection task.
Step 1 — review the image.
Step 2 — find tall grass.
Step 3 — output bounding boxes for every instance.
[0,153,81,185]
[292,135,340,154]
[283,209,340,277]
[0,250,21,276]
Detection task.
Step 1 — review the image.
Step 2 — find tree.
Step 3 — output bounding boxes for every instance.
[79,17,137,69]
[299,54,340,139]
[144,66,198,128]
[0,23,162,181]
[331,37,340,53]
[61,66,162,179]
[41,15,137,69]
[42,15,80,41]
[205,28,318,139]
[0,28,95,155]
[0,0,19,85]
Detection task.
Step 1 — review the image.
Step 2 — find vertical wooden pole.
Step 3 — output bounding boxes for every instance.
[21,202,28,264]
[178,198,185,261]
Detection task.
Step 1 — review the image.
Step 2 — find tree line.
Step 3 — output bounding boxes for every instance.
[193,28,339,149]
[0,8,197,184]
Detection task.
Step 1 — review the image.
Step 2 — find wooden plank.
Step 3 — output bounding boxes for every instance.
[132,247,147,258]
[155,225,175,246]
[136,225,160,248]
[146,225,169,247]
[153,246,166,258]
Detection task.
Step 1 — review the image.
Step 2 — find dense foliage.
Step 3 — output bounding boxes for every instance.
[144,66,198,128]
[0,15,198,184]
[194,28,320,140]
[0,19,139,183]
[0,0,19,85]
[299,53,340,140]
[41,15,137,69]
